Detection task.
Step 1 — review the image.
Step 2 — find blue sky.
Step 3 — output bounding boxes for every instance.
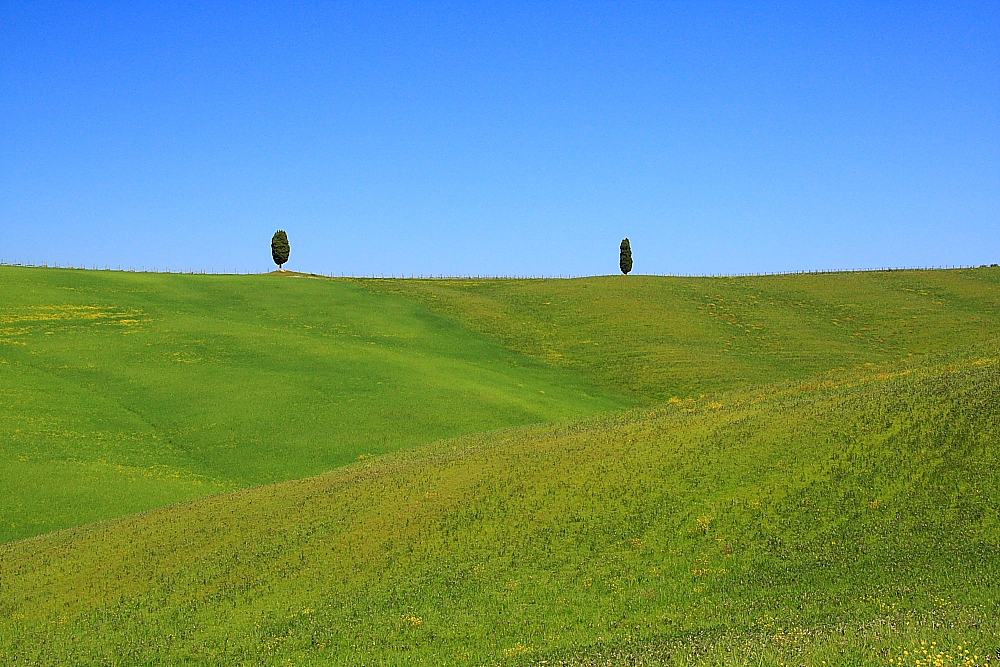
[2,1,997,276]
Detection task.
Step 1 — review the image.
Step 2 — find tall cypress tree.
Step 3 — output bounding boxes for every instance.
[619,238,632,275]
[271,230,290,270]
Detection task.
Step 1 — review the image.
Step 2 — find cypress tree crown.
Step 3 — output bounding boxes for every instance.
[271,230,290,269]
[619,238,632,275]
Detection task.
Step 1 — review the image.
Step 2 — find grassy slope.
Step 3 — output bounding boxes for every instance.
[0,268,625,542]
[2,346,998,666]
[3,267,1000,544]
[356,269,1000,401]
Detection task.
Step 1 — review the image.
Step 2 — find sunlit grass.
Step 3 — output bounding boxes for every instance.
[356,268,1000,400]
[4,267,999,543]
[1,344,998,665]
[0,267,625,542]
[1,266,999,664]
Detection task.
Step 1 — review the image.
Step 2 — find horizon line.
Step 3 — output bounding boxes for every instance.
[1,260,996,280]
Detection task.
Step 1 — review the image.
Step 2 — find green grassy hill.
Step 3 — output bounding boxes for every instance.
[2,345,997,665]
[2,266,999,545]
[2,267,998,665]
[0,268,624,542]
[356,269,1000,401]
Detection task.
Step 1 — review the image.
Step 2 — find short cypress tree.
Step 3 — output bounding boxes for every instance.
[619,238,632,275]
[271,230,290,270]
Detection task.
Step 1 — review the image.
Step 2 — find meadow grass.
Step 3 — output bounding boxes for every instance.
[0,268,625,542]
[1,344,997,665]
[2,266,999,665]
[3,266,999,543]
[356,268,1000,401]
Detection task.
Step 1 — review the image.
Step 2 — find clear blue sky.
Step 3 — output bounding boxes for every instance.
[2,1,997,276]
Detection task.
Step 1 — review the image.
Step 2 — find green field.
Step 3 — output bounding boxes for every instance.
[356,270,1000,400]
[1,266,999,665]
[0,268,625,542]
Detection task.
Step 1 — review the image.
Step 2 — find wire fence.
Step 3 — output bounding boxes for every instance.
[0,260,995,280]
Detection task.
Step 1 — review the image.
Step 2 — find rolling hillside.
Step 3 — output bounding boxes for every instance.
[0,268,624,542]
[2,344,997,665]
[2,266,999,545]
[356,268,1000,400]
